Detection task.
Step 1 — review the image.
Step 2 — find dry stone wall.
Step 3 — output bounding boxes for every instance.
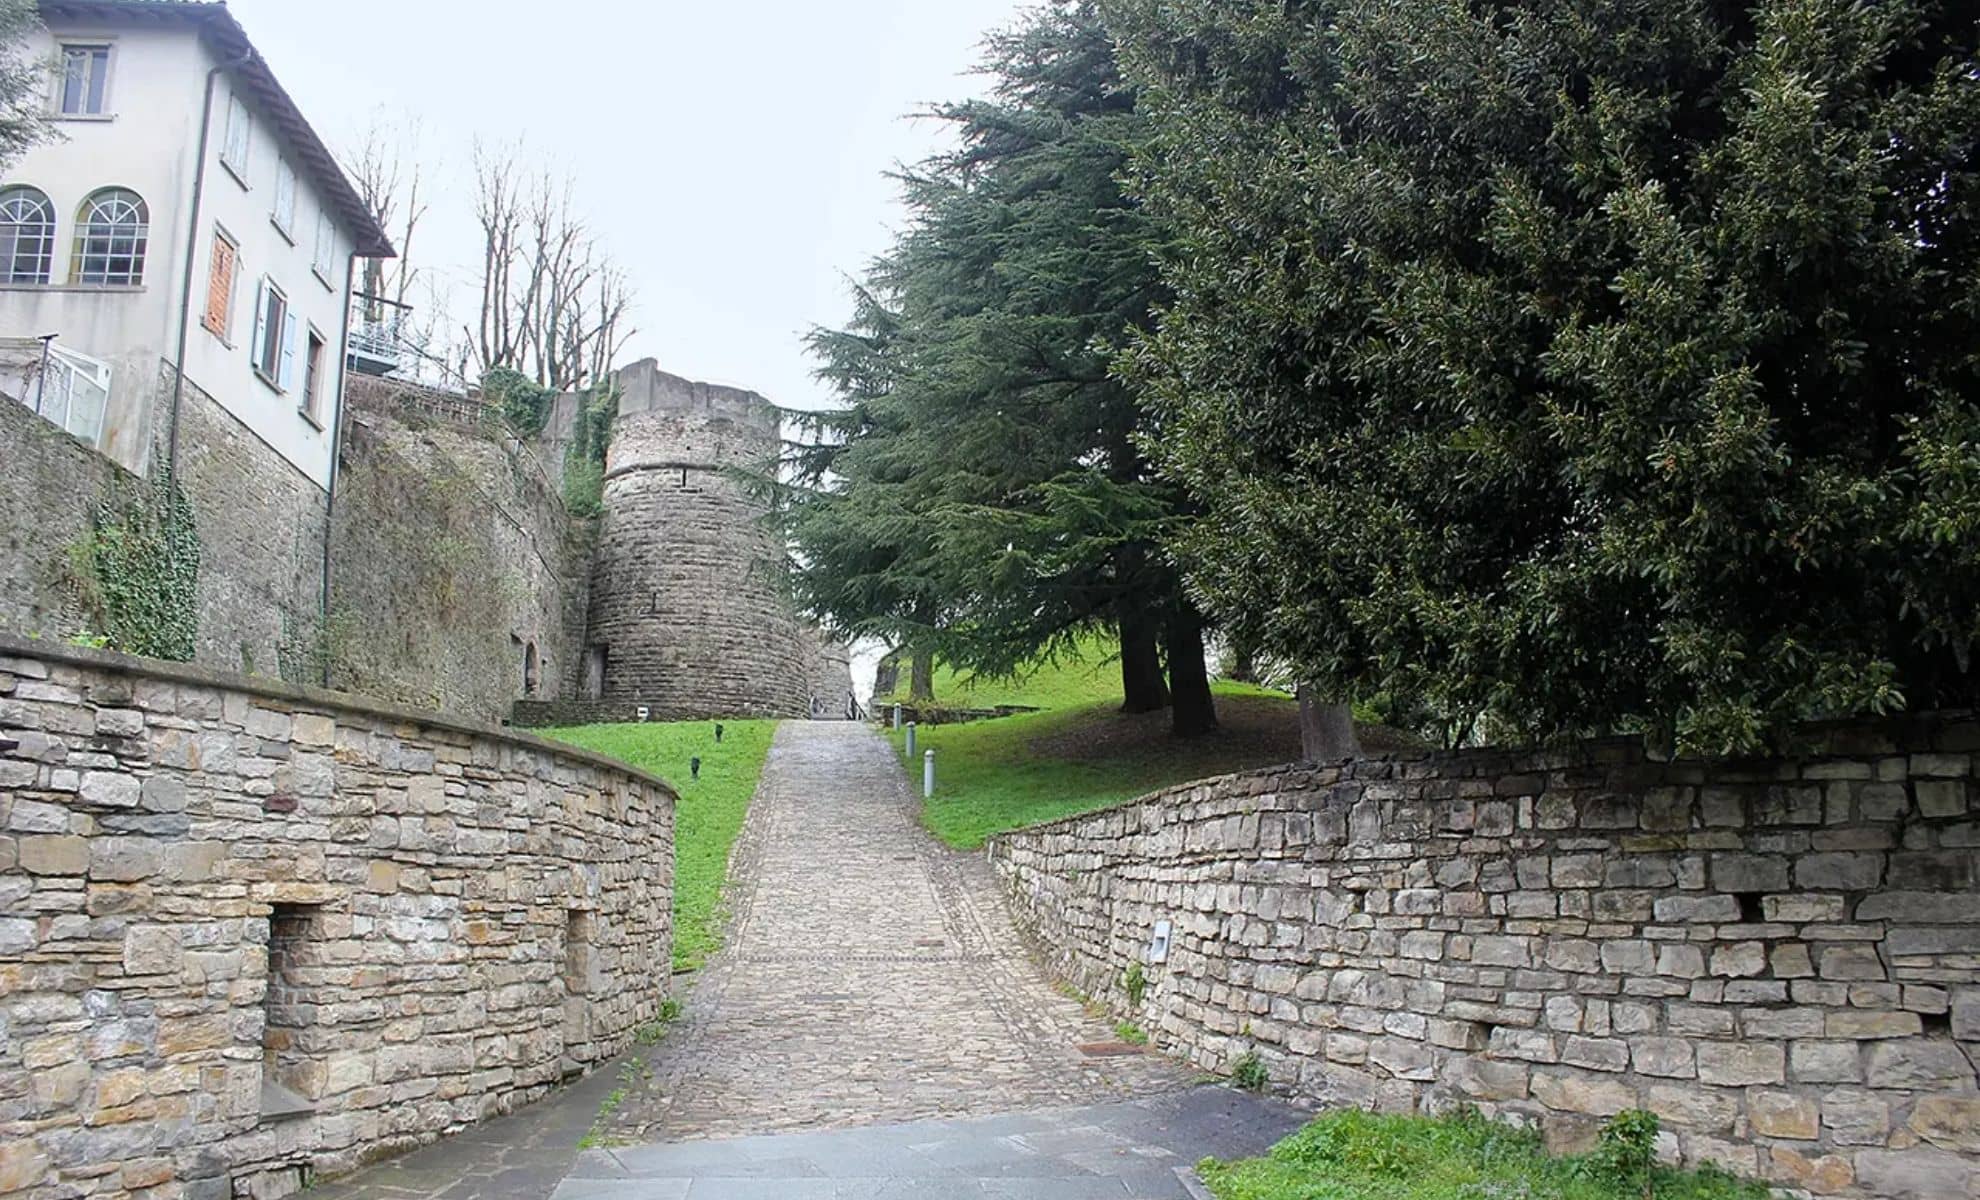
[0,634,675,1199]
[988,717,1980,1199]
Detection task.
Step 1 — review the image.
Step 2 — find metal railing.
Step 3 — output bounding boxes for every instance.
[347,292,413,376]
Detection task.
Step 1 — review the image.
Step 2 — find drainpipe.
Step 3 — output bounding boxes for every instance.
[167,53,251,478]
[319,252,358,687]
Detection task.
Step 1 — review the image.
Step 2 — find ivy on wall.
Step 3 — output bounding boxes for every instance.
[66,457,200,660]
[562,382,618,518]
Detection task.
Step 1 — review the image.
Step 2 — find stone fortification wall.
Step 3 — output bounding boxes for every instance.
[0,634,675,1199]
[988,718,1980,1199]
[585,360,810,718]
[330,378,592,724]
[0,382,119,643]
[0,366,327,678]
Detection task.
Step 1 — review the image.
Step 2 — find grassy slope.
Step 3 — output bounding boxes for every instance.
[544,719,778,972]
[893,690,1312,849]
[1198,1110,1766,1200]
[878,640,1129,710]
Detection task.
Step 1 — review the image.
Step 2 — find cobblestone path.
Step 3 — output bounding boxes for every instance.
[605,720,1192,1142]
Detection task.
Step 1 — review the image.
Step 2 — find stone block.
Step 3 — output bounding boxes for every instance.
[1794,852,1884,891]
[19,834,87,875]
[1822,1089,1891,1145]
[78,771,140,808]
[1903,1096,1980,1157]
[1446,1057,1529,1101]
[1631,1037,1696,1079]
[90,838,161,882]
[1764,893,1846,922]
[1748,1090,1818,1140]
[1711,853,1789,892]
[1826,1010,1921,1039]
[1790,1041,1862,1083]
[1853,1148,1978,1199]
[1917,780,1969,818]
[123,925,182,976]
[1709,942,1766,978]
[1646,1083,1737,1131]
[1561,1036,1628,1072]
[1531,1070,1636,1116]
[1865,1038,1979,1090]
[1767,1146,1855,1195]
[1655,944,1705,979]
[1695,1042,1784,1086]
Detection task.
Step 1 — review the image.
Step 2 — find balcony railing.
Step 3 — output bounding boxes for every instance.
[347,293,413,377]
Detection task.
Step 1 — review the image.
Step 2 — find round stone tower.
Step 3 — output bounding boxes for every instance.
[583,359,811,717]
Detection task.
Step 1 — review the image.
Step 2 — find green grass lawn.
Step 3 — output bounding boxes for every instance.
[1198,1110,1767,1200]
[544,719,778,972]
[877,633,1294,711]
[894,688,1322,848]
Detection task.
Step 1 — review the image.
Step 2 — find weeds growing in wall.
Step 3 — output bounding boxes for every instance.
[562,382,618,517]
[65,457,200,660]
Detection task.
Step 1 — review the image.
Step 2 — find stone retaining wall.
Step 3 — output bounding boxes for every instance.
[0,635,675,1199]
[987,717,1980,1198]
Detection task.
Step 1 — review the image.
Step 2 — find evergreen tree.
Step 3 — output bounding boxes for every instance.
[786,1,1219,734]
[1107,0,1980,752]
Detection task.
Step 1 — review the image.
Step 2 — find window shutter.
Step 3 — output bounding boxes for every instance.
[250,279,268,369]
[279,310,300,392]
[202,238,235,335]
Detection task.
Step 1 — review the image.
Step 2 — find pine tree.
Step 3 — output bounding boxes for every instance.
[786,1,1220,734]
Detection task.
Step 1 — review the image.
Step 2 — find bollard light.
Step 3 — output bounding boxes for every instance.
[904,721,916,757]
[892,704,902,730]
[923,749,936,798]
[714,722,724,744]
[690,756,701,781]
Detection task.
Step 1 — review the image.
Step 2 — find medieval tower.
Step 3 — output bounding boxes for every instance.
[581,359,840,717]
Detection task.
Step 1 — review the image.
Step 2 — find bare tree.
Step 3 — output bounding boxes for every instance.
[466,140,635,392]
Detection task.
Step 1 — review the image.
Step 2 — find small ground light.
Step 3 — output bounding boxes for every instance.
[690,756,701,781]
[923,749,935,799]
[714,722,724,743]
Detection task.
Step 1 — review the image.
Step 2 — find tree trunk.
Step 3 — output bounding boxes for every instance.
[1226,638,1258,684]
[1166,612,1218,738]
[1119,612,1170,713]
[909,649,936,704]
[1297,684,1361,762]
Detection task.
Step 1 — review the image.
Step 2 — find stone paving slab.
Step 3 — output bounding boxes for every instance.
[556,1087,1311,1199]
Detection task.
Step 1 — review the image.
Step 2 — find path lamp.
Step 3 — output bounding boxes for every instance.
[905,722,916,757]
[892,704,902,730]
[923,749,935,799]
[690,756,701,781]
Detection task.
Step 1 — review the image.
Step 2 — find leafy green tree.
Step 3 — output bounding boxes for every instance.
[0,0,50,169]
[787,1,1220,733]
[1108,0,1980,751]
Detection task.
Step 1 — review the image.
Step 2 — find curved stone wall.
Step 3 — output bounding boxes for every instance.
[585,361,810,718]
[0,635,675,1198]
[989,718,1980,1199]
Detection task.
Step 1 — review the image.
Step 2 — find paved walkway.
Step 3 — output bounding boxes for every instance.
[606,721,1189,1139]
[555,1087,1306,1199]
[308,721,1305,1198]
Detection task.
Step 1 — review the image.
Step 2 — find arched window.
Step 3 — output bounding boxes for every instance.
[0,186,54,284]
[71,188,147,286]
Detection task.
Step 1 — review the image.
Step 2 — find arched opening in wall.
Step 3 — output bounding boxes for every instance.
[524,641,540,697]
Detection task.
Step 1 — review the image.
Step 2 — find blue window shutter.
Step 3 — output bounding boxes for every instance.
[278,310,300,391]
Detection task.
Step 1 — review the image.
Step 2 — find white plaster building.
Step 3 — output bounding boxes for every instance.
[0,0,391,483]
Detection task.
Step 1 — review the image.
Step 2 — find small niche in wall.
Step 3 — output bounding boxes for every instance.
[564,909,594,998]
[262,904,324,1121]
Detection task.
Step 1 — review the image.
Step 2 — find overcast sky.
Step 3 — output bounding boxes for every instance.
[226,0,1029,410]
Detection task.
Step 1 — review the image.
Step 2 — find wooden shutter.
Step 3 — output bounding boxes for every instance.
[249,279,269,371]
[278,310,300,392]
[201,236,235,336]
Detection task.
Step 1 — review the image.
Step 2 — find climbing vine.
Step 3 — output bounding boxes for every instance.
[66,456,200,660]
[562,381,618,517]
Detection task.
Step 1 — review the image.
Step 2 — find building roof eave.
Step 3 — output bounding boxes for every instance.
[36,1,396,259]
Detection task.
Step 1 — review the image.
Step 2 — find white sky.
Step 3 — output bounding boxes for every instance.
[226,0,1029,411]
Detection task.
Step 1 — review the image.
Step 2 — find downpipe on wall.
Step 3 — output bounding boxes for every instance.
[320,252,358,687]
